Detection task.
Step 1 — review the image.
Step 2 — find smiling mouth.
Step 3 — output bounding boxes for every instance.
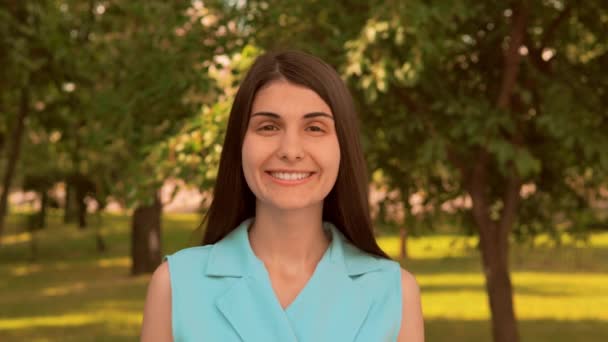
[265,171,315,181]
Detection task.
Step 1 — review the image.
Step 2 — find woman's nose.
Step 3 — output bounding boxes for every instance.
[276,130,304,161]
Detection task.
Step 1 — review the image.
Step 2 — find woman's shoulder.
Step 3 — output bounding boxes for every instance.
[164,245,214,265]
[339,236,401,276]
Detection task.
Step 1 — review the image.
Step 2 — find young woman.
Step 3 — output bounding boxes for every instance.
[141,50,424,341]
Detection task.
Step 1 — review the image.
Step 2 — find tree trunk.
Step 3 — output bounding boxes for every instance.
[131,194,162,275]
[477,221,519,342]
[94,197,107,253]
[467,154,522,342]
[469,3,527,341]
[399,226,408,260]
[66,174,91,229]
[93,209,106,253]
[64,181,77,224]
[96,228,107,253]
[0,87,29,245]
[76,180,87,229]
[38,189,48,229]
[399,187,412,260]
[29,229,38,261]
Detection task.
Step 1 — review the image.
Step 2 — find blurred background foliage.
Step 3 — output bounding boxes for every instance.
[0,0,607,341]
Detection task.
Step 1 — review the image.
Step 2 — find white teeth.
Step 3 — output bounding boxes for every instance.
[270,172,312,181]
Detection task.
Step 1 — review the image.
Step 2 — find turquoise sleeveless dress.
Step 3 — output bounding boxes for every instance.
[164,218,403,341]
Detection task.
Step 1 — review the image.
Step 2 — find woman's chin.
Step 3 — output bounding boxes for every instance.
[259,199,322,213]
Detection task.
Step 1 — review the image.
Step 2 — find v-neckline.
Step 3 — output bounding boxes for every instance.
[246,224,334,313]
[281,242,331,312]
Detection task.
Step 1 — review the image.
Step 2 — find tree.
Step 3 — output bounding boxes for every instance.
[84,0,240,274]
[343,2,608,341]
[0,0,237,271]
[0,1,34,243]
[0,0,77,243]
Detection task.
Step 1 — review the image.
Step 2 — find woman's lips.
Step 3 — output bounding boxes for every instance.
[264,171,316,186]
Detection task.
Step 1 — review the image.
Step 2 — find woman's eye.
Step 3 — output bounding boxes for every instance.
[258,124,278,131]
[306,125,324,133]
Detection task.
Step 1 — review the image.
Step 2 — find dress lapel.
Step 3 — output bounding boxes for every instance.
[216,272,298,342]
[284,261,373,341]
[207,218,298,342]
[284,222,382,342]
[206,218,384,342]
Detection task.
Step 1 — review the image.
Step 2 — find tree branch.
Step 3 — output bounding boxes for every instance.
[541,5,572,49]
[497,3,528,110]
[525,5,572,75]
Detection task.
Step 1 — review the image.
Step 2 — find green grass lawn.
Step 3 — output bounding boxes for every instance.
[1,211,607,341]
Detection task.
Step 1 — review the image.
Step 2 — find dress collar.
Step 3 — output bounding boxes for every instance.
[205,217,384,277]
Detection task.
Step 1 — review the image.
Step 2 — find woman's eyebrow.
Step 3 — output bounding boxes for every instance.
[303,112,334,120]
[251,111,334,120]
[251,111,280,119]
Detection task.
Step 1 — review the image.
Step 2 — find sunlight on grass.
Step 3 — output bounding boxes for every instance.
[97,257,130,268]
[417,272,484,286]
[378,232,608,260]
[423,292,490,320]
[588,232,608,246]
[533,232,608,247]
[416,272,608,321]
[0,310,142,331]
[378,235,479,259]
[0,315,98,330]
[9,265,42,277]
[164,212,200,223]
[2,232,32,245]
[41,282,87,297]
[513,272,608,320]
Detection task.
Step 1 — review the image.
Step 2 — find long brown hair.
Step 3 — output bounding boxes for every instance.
[200,50,390,260]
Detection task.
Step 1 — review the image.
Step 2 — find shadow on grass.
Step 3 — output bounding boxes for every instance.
[0,212,196,264]
[2,213,607,342]
[0,322,138,342]
[0,318,606,342]
[0,265,148,319]
[425,318,608,342]
[420,283,576,297]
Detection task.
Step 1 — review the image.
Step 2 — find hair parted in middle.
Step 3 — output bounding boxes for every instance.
[200,50,390,260]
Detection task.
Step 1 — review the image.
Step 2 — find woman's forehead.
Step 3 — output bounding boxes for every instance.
[251,80,333,118]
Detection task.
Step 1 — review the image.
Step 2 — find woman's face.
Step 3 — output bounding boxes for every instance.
[242,79,340,212]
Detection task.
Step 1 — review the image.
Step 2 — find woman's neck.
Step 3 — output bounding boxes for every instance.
[248,203,330,274]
